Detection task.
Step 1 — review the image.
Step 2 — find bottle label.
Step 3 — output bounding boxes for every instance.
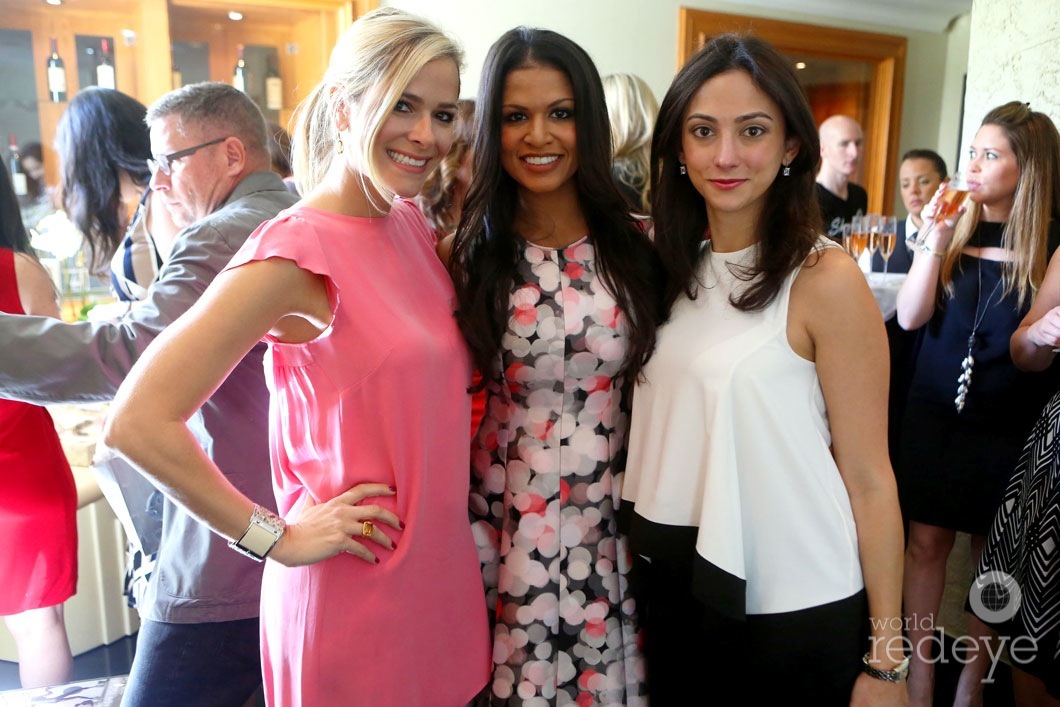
[48,66,66,93]
[97,64,115,90]
[265,77,282,110]
[11,172,27,197]
[233,74,245,93]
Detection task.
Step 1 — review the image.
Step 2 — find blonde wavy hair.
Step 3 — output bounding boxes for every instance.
[939,101,1060,308]
[290,7,463,203]
[602,73,658,214]
[416,99,475,236]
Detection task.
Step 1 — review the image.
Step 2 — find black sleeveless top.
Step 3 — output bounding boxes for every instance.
[908,221,1060,432]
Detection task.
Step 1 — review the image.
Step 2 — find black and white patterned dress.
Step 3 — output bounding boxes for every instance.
[469,237,647,706]
[976,390,1060,698]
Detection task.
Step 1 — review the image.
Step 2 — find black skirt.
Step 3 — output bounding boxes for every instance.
[899,398,1028,534]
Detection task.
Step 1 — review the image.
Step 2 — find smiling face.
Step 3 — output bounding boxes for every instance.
[364,57,460,200]
[499,64,579,199]
[679,69,798,228]
[966,123,1020,220]
[899,157,944,220]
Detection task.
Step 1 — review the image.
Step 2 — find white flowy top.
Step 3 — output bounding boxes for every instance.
[622,238,864,616]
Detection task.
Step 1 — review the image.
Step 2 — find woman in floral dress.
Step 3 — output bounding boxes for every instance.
[444,27,663,706]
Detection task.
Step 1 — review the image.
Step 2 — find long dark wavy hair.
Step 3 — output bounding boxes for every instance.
[651,33,822,312]
[449,27,664,385]
[55,87,151,273]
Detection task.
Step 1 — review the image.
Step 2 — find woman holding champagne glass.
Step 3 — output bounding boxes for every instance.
[895,101,1060,707]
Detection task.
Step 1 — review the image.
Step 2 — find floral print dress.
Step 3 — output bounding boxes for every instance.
[469,237,647,706]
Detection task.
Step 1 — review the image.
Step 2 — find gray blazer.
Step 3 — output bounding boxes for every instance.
[0,171,298,623]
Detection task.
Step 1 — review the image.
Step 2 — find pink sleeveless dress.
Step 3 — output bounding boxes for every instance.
[227,200,489,707]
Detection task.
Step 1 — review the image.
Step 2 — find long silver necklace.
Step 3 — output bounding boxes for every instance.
[955,255,1003,412]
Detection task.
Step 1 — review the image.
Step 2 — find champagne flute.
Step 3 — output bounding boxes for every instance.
[878,215,897,275]
[865,213,881,263]
[917,172,971,247]
[841,221,854,258]
[849,215,865,261]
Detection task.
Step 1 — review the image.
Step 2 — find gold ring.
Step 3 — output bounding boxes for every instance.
[361,520,374,538]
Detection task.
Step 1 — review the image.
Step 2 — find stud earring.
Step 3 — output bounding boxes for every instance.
[782,164,791,177]
[679,164,687,175]
[336,136,345,154]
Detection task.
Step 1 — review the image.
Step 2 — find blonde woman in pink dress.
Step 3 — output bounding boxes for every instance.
[105,8,489,706]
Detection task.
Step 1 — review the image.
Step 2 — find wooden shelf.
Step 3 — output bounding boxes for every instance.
[0,0,368,185]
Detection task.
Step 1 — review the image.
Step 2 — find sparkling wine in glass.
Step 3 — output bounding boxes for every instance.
[850,214,870,261]
[878,215,897,275]
[918,172,971,248]
[865,213,881,260]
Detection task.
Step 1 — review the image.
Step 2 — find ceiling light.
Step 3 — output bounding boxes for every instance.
[795,62,807,70]
[45,0,63,5]
[228,11,244,21]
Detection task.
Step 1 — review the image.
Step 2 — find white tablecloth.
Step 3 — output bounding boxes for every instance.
[866,272,906,321]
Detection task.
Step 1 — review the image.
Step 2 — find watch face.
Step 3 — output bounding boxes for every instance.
[241,522,281,557]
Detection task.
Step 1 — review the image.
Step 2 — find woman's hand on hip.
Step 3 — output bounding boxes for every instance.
[269,483,401,566]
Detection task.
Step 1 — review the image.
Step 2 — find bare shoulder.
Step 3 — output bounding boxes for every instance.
[788,245,879,359]
[13,252,61,318]
[437,232,455,267]
[791,245,871,310]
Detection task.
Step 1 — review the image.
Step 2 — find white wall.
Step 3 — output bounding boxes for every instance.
[962,0,1060,156]
[382,0,968,215]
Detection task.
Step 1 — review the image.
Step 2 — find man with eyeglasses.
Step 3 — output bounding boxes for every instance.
[0,82,297,706]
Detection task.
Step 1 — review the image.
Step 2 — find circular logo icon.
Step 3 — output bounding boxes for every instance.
[968,570,1022,623]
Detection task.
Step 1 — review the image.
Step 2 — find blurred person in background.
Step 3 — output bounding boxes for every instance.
[979,215,1060,707]
[896,101,1060,707]
[267,121,299,195]
[603,73,658,216]
[416,98,474,239]
[0,81,299,706]
[16,142,58,231]
[872,149,947,275]
[875,149,948,490]
[0,161,76,689]
[55,87,179,302]
[816,114,867,240]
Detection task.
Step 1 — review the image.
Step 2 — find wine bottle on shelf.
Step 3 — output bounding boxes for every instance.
[46,36,67,103]
[232,44,247,93]
[171,48,182,90]
[96,38,116,90]
[265,59,282,111]
[8,136,27,198]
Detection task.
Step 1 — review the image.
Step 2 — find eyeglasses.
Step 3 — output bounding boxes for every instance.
[147,136,227,177]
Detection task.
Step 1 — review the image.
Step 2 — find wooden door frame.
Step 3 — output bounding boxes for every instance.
[679,8,907,214]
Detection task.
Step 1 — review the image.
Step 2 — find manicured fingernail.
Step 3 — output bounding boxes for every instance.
[391,541,398,550]
[388,485,396,492]
[399,521,406,530]
[374,557,380,564]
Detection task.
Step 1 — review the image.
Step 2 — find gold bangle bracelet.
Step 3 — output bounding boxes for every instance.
[919,242,944,258]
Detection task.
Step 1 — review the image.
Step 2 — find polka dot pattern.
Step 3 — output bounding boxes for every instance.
[471,238,646,706]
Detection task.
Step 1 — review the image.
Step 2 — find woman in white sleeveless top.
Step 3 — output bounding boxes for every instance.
[619,34,907,706]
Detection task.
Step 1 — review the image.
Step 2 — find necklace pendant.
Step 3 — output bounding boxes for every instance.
[956,346,975,413]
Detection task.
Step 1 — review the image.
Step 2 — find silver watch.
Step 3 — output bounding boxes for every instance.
[228,505,286,561]
[861,652,909,683]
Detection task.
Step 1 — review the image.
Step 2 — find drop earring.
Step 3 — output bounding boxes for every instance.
[336,136,345,154]
[679,164,687,175]
[782,163,791,177]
